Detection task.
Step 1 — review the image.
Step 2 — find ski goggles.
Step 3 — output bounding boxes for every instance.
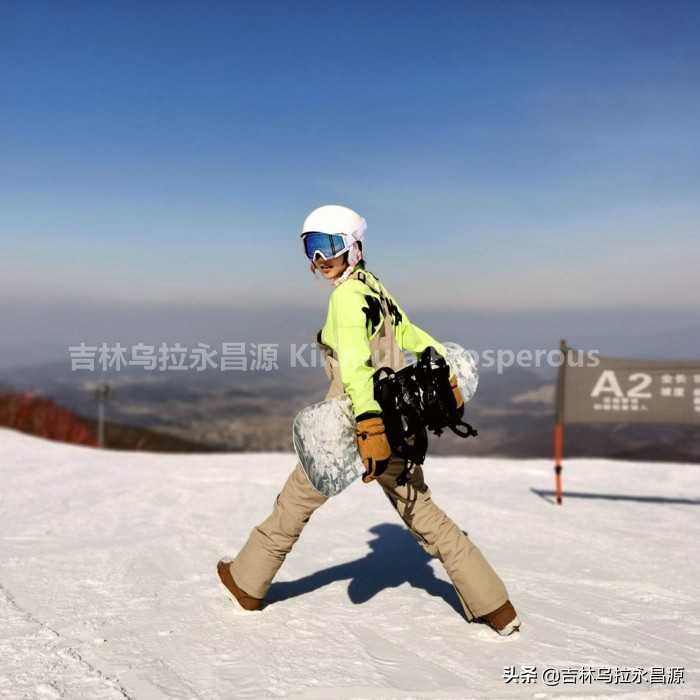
[302,232,350,261]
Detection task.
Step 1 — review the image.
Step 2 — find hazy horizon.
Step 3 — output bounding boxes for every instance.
[1,298,698,373]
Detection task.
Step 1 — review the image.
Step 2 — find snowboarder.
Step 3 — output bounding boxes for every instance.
[217,205,520,636]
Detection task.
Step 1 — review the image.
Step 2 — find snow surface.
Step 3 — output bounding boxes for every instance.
[1,427,698,700]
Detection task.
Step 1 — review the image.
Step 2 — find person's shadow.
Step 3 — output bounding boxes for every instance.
[266,522,464,617]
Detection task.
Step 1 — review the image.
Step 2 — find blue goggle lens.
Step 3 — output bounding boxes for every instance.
[302,232,348,261]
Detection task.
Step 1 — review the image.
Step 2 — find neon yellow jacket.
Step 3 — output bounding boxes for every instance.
[320,269,446,416]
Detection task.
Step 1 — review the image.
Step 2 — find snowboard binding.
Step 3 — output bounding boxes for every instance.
[373,347,478,483]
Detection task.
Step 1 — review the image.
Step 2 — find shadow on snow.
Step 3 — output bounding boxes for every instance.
[266,522,464,617]
[531,488,700,506]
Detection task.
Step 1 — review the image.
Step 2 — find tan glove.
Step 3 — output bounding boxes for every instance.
[355,416,392,483]
[449,375,465,416]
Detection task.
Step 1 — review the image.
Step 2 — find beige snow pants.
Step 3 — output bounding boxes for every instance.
[230,273,508,618]
[229,455,509,619]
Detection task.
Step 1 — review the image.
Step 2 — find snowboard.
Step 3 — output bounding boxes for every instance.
[293,342,478,497]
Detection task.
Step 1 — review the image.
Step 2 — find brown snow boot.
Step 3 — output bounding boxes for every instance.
[216,560,262,611]
[481,600,521,636]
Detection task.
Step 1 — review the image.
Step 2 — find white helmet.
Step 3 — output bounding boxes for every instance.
[300,205,366,282]
[301,204,366,247]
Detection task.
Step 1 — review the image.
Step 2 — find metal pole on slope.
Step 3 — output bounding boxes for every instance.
[94,382,113,449]
[553,340,568,505]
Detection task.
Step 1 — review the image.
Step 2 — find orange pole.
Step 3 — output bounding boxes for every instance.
[553,422,564,505]
[553,339,568,506]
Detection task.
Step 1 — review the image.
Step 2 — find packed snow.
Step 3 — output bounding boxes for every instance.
[1,427,698,699]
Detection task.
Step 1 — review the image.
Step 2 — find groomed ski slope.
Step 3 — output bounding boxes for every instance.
[0,427,698,700]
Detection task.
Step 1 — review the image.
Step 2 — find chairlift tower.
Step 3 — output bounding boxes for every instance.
[94,382,114,448]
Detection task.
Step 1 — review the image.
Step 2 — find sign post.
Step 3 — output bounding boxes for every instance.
[553,348,700,504]
[553,340,568,505]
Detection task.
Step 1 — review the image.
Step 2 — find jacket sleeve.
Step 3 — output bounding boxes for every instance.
[393,302,447,359]
[393,306,456,379]
[326,282,382,416]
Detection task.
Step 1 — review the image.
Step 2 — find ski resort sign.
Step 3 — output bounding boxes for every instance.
[559,352,700,425]
[552,347,700,505]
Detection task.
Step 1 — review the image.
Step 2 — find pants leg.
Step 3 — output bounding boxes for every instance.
[376,456,509,619]
[230,462,328,599]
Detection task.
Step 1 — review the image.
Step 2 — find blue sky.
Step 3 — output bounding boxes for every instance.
[1,0,699,321]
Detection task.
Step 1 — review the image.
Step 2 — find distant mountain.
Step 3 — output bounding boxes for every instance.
[2,358,698,463]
